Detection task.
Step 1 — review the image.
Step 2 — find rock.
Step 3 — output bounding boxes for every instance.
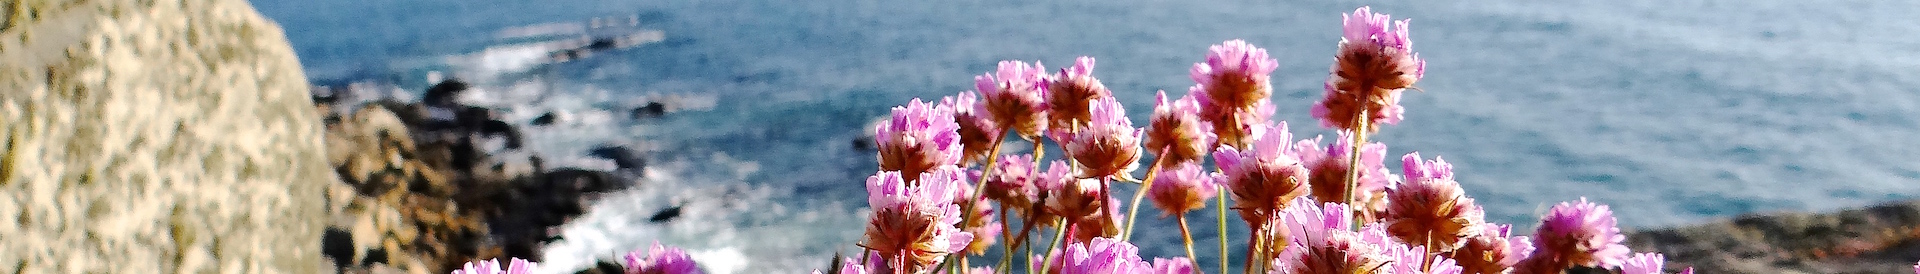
[587,145,647,175]
[0,0,330,272]
[532,112,559,126]
[422,80,471,107]
[1628,200,1920,273]
[632,102,667,119]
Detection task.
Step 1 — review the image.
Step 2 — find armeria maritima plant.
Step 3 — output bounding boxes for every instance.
[976,60,1051,139]
[1046,56,1113,138]
[863,168,975,273]
[624,242,705,274]
[1382,152,1486,252]
[944,92,1002,166]
[876,99,963,183]
[1190,40,1279,149]
[1515,198,1631,272]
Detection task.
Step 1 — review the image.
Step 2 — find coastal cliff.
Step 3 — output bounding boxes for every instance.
[0,0,329,272]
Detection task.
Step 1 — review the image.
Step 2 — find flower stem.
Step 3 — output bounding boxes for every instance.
[1216,186,1230,274]
[1121,147,1172,240]
[1177,213,1200,274]
[1040,217,1070,274]
[995,202,1016,273]
[1343,109,1369,231]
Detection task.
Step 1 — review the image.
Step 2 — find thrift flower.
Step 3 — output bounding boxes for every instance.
[1190,40,1279,149]
[1144,90,1217,165]
[1032,237,1154,274]
[1382,153,1485,252]
[1214,122,1310,225]
[1293,133,1390,212]
[945,91,1002,166]
[983,153,1041,215]
[624,242,704,274]
[954,175,1003,254]
[976,60,1051,137]
[1147,162,1220,216]
[1065,96,1143,179]
[1620,253,1667,274]
[1067,196,1125,244]
[1276,229,1390,274]
[1153,257,1198,274]
[1191,39,1279,110]
[1047,56,1114,137]
[862,169,975,273]
[1448,224,1533,274]
[450,258,537,274]
[876,99,962,182]
[1315,6,1426,132]
[1523,198,1630,270]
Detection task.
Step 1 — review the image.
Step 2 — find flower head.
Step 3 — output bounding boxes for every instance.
[953,176,1003,255]
[1190,40,1279,150]
[876,99,963,182]
[944,92,1002,165]
[1152,257,1197,274]
[1066,196,1125,244]
[1448,224,1533,274]
[977,60,1051,137]
[1148,162,1220,216]
[1045,162,1110,226]
[1047,57,1114,137]
[1524,198,1630,270]
[451,258,537,274]
[1621,253,1668,274]
[1065,96,1143,179]
[1032,237,1153,274]
[863,169,975,272]
[1276,229,1390,274]
[623,242,704,274]
[1316,6,1425,132]
[983,153,1041,214]
[1145,90,1217,165]
[1382,153,1485,252]
[1294,133,1391,212]
[1191,39,1279,110]
[1213,122,1310,225]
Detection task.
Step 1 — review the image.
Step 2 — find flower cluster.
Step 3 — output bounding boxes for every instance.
[827,5,1699,274]
[625,242,705,274]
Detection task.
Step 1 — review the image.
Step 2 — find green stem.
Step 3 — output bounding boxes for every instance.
[1040,218,1070,274]
[1122,147,1172,240]
[1343,109,1369,230]
[1217,187,1230,274]
[1177,214,1201,274]
[995,202,1015,273]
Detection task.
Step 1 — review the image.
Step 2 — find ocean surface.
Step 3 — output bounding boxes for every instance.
[251,0,1920,273]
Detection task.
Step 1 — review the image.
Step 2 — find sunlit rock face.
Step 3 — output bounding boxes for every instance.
[0,0,330,272]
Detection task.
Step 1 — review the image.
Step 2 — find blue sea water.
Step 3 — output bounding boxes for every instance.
[252,0,1920,272]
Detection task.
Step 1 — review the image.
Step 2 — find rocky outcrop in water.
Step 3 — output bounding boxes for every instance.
[0,0,329,272]
[1627,200,1920,274]
[317,81,635,273]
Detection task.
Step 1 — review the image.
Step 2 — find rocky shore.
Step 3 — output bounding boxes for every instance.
[1627,200,1920,274]
[314,81,635,273]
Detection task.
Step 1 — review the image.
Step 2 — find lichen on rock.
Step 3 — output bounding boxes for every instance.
[0,0,330,272]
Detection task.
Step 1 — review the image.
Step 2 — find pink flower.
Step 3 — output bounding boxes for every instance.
[1522,198,1630,270]
[1274,229,1389,274]
[1032,237,1153,274]
[983,153,1042,215]
[977,60,1051,137]
[1620,253,1668,274]
[1152,257,1197,274]
[1047,57,1114,137]
[1190,40,1278,149]
[450,258,537,274]
[1380,235,1464,274]
[1382,152,1486,252]
[623,242,703,274]
[1293,133,1390,212]
[1144,90,1217,165]
[944,91,1002,166]
[876,99,962,182]
[1449,224,1534,274]
[953,174,1003,255]
[1315,6,1425,132]
[863,168,975,273]
[1191,39,1279,110]
[1214,122,1310,226]
[1148,162,1220,216]
[1065,96,1143,180]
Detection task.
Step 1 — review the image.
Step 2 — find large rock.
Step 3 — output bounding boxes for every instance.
[1628,200,1920,274]
[0,0,329,272]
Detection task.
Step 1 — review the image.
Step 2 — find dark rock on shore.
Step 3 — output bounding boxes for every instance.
[318,82,635,273]
[588,145,648,176]
[1627,200,1920,273]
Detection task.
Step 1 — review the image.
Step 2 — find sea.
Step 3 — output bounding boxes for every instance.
[249,0,1920,273]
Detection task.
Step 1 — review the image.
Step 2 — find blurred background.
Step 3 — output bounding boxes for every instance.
[250,0,1920,272]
